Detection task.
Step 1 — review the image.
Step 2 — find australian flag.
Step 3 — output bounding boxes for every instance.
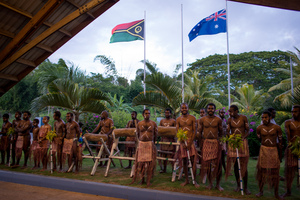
[188,9,226,42]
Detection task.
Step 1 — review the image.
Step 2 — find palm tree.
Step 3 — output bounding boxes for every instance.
[94,55,117,77]
[268,47,300,107]
[132,72,207,117]
[35,58,86,94]
[135,60,159,80]
[31,80,113,122]
[184,69,222,107]
[231,83,267,112]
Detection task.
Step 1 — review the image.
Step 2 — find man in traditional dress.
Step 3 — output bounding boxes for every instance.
[198,103,223,191]
[38,116,51,171]
[256,111,283,199]
[11,111,22,166]
[13,111,32,169]
[283,105,300,197]
[176,103,199,187]
[131,109,157,187]
[219,109,227,172]
[124,111,139,169]
[159,108,176,173]
[226,105,251,195]
[92,110,114,167]
[64,112,80,173]
[31,119,40,169]
[53,111,66,172]
[0,114,12,165]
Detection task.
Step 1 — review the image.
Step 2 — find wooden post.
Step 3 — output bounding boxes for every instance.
[83,136,95,162]
[236,148,244,195]
[185,141,196,185]
[91,144,104,176]
[8,136,12,167]
[172,145,179,182]
[50,142,53,174]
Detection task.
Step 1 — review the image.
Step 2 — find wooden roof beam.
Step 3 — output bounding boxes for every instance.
[0,28,15,38]
[0,73,19,81]
[66,0,96,19]
[0,29,53,53]
[0,0,64,63]
[0,0,72,38]
[0,0,107,72]
[228,0,300,12]
[16,58,36,67]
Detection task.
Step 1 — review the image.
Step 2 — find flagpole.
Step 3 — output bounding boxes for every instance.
[290,56,294,96]
[144,11,146,109]
[226,0,230,107]
[181,4,184,103]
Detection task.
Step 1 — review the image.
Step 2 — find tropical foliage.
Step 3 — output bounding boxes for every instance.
[132,72,207,117]
[268,47,300,107]
[30,80,112,122]
[231,83,267,112]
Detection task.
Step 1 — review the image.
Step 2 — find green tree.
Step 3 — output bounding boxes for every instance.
[0,73,39,113]
[132,72,207,117]
[188,51,290,93]
[184,69,222,107]
[106,93,133,113]
[231,83,267,112]
[31,80,112,122]
[268,47,300,107]
[35,58,86,94]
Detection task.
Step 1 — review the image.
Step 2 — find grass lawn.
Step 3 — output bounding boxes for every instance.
[0,150,299,200]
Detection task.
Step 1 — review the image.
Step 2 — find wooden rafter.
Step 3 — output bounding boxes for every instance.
[0,0,72,38]
[229,0,300,12]
[66,0,95,19]
[0,0,107,73]
[0,73,18,82]
[0,0,64,63]
[16,58,36,67]
[0,28,53,53]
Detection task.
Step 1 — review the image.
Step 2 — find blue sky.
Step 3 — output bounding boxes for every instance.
[49,0,300,80]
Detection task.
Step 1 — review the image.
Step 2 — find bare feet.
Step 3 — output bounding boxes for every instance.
[206,184,213,190]
[245,188,251,195]
[216,185,224,191]
[234,187,240,192]
[180,180,189,186]
[11,164,19,168]
[194,182,200,188]
[31,166,37,170]
[21,165,27,169]
[40,168,46,172]
[256,192,263,197]
[124,166,131,169]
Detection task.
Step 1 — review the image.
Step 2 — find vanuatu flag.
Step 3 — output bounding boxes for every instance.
[110,19,144,43]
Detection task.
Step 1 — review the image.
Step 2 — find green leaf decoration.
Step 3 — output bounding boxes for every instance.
[46,130,57,142]
[176,128,187,142]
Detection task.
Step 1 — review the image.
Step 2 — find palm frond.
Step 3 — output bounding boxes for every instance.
[31,93,73,113]
[132,91,173,112]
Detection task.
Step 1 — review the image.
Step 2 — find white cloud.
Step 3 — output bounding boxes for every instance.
[49,0,300,80]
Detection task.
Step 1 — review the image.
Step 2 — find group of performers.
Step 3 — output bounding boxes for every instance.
[0,111,81,173]
[1,103,300,199]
